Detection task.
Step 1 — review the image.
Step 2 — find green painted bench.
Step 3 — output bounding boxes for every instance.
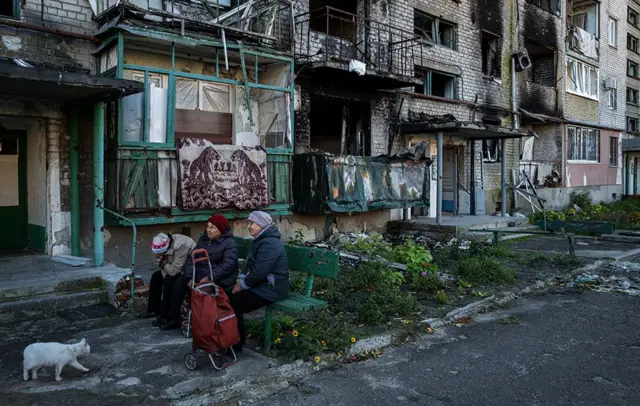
[234,237,340,351]
[534,220,615,235]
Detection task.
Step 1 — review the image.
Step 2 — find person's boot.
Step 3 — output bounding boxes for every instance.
[152,317,168,327]
[159,320,179,330]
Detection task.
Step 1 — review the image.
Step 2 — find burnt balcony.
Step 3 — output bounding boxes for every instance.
[294,6,425,89]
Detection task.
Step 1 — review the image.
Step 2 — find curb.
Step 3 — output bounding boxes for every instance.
[172,261,612,405]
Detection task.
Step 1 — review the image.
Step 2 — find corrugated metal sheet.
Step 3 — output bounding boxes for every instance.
[292,153,431,214]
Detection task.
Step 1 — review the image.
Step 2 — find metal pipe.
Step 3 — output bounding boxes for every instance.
[0,18,98,42]
[99,205,137,313]
[453,146,458,216]
[501,138,507,217]
[93,102,105,267]
[70,107,80,256]
[470,141,476,215]
[436,133,443,225]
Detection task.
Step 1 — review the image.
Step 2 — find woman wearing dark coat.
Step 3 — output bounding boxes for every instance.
[231,211,289,353]
[161,214,238,330]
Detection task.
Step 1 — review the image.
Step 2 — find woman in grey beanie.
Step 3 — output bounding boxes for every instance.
[230,211,289,353]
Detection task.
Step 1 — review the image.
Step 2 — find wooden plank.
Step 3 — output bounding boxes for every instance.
[234,237,340,279]
[174,109,232,143]
[121,158,146,209]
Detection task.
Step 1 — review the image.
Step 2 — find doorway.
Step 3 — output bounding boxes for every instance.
[0,131,27,250]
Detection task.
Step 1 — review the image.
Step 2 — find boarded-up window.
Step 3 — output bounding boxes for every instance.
[175,79,232,144]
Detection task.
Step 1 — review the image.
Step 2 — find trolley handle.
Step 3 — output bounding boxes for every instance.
[190,248,215,288]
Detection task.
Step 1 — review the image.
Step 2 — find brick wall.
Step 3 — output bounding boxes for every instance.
[0,1,96,70]
[599,0,628,131]
[627,1,640,126]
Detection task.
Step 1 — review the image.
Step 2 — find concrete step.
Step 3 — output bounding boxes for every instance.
[0,290,109,316]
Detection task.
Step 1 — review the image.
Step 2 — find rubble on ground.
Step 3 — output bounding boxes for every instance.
[567,262,640,295]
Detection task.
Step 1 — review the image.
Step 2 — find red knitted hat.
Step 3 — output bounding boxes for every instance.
[208,214,229,232]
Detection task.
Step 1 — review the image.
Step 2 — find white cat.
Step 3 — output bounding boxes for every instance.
[23,338,91,381]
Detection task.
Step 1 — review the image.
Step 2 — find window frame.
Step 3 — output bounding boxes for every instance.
[567,126,600,163]
[0,0,20,19]
[628,60,639,78]
[566,58,599,100]
[609,136,619,167]
[627,116,639,133]
[627,87,639,105]
[481,31,503,79]
[628,34,638,53]
[629,7,639,27]
[414,67,459,100]
[607,17,617,47]
[413,9,458,51]
[608,88,617,110]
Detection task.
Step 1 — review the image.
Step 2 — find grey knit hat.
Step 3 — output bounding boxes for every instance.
[248,211,273,229]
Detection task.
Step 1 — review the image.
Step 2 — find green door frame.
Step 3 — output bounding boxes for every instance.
[0,130,27,250]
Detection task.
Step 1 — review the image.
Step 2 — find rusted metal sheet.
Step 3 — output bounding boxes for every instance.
[292,153,431,215]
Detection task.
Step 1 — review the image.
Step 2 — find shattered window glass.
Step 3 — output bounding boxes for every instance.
[568,126,600,162]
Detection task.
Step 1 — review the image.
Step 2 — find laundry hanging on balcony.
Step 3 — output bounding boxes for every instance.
[348,60,366,76]
[177,138,269,211]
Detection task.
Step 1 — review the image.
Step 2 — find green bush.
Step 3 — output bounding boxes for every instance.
[454,256,516,285]
[569,190,593,210]
[393,239,436,281]
[434,290,449,305]
[411,273,445,293]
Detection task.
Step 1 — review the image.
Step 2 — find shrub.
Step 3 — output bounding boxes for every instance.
[435,290,449,305]
[569,190,593,210]
[393,239,436,281]
[411,273,445,293]
[454,256,516,285]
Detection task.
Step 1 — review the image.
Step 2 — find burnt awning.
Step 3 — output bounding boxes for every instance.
[400,120,533,140]
[0,57,143,103]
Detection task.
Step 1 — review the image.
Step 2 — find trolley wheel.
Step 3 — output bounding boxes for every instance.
[184,352,198,370]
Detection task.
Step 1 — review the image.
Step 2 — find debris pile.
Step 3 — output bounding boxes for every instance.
[567,263,640,295]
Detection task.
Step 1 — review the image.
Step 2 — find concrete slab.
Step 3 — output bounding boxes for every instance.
[0,253,132,308]
[509,236,640,260]
[388,215,529,234]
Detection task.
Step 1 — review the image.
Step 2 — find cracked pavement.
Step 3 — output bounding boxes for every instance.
[255,292,640,406]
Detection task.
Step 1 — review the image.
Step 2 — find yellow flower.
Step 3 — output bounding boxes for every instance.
[337,352,343,357]
[314,356,321,363]
[321,340,327,346]
[274,338,281,344]
[466,284,472,288]
[350,337,357,343]
[292,330,299,337]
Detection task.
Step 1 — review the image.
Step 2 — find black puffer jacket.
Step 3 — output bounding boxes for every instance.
[182,228,238,288]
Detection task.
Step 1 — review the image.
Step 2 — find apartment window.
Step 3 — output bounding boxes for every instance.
[0,1,18,18]
[526,0,559,14]
[607,18,617,47]
[628,34,638,53]
[481,31,502,79]
[414,67,458,99]
[629,7,638,26]
[414,9,457,50]
[609,137,619,167]
[629,60,639,78]
[608,88,617,110]
[568,126,600,162]
[628,87,639,105]
[566,58,599,100]
[628,116,639,133]
[482,140,501,163]
[309,0,357,40]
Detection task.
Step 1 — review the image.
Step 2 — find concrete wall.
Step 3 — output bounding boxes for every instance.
[533,184,624,211]
[565,128,623,187]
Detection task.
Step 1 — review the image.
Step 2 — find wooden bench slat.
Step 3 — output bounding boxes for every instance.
[271,293,328,313]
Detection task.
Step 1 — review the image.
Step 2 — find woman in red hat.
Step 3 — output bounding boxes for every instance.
[161,214,238,330]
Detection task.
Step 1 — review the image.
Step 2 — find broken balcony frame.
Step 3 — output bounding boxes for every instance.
[294,5,425,84]
[95,30,295,226]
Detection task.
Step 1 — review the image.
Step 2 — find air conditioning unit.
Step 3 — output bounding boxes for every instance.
[604,78,618,90]
[513,49,532,72]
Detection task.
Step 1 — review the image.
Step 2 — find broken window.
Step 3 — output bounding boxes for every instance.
[309,95,370,156]
[628,34,638,53]
[527,42,556,87]
[414,9,457,50]
[482,140,501,163]
[566,58,598,99]
[309,0,357,41]
[629,7,638,27]
[414,67,458,99]
[571,1,599,37]
[121,71,169,144]
[627,116,639,133]
[568,126,600,162]
[481,32,502,79]
[0,1,18,18]
[609,137,618,167]
[628,60,639,78]
[526,0,559,14]
[627,87,639,105]
[608,88,617,110]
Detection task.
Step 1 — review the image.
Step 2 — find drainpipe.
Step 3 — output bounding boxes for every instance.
[70,107,80,256]
[436,132,443,225]
[504,54,519,217]
[93,102,105,267]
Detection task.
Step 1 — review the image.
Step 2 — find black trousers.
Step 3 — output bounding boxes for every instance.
[168,277,190,322]
[230,290,273,346]
[147,271,181,318]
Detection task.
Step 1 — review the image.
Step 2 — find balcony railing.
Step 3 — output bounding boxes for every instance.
[294,6,425,79]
